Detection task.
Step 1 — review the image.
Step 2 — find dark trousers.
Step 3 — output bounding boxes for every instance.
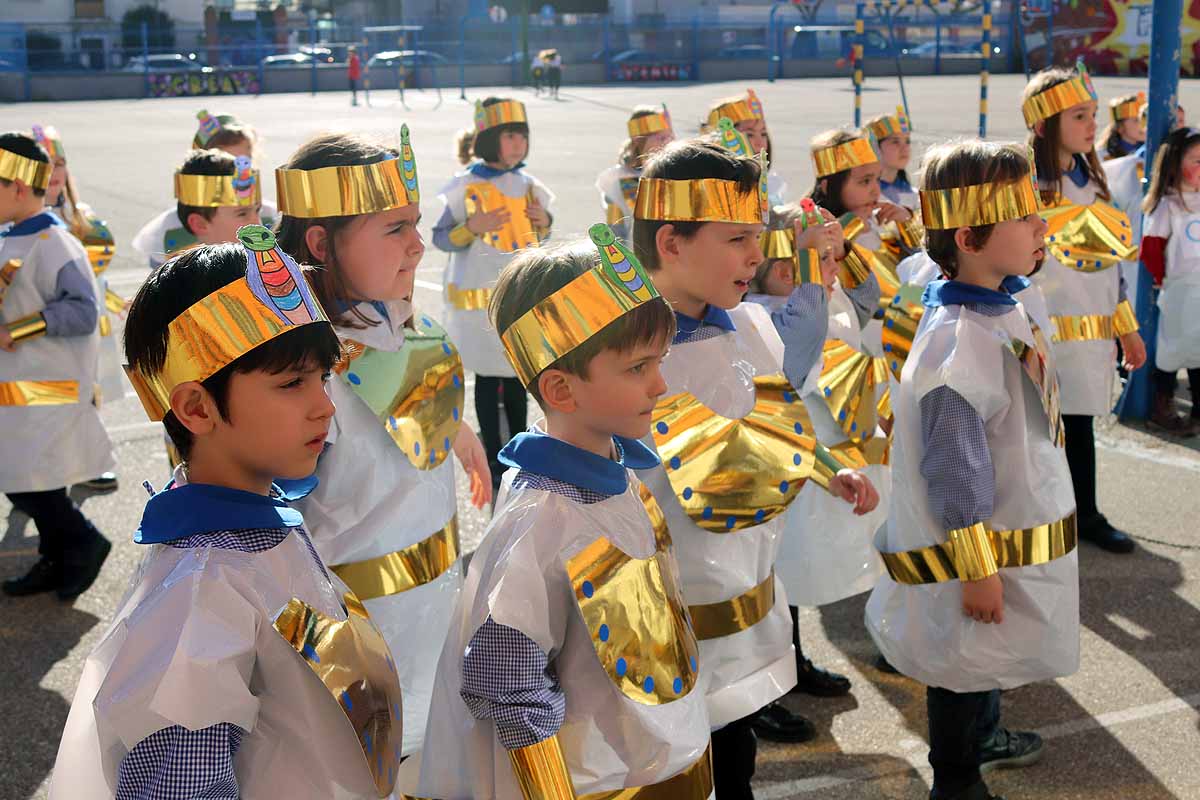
[6,488,103,565]
[1062,413,1099,525]
[349,77,359,103]
[712,713,757,800]
[1154,367,1200,404]
[474,376,528,485]
[927,686,998,799]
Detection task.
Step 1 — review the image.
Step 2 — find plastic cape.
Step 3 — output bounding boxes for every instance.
[1030,177,1125,416]
[296,299,462,756]
[132,200,279,269]
[49,523,399,799]
[881,177,919,211]
[0,221,113,493]
[63,201,128,404]
[437,169,555,376]
[1142,193,1200,371]
[865,301,1079,692]
[1101,151,1146,301]
[407,464,710,799]
[767,169,789,208]
[635,301,801,728]
[594,164,640,239]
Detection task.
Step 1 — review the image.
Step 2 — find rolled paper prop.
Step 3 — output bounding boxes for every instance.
[195,109,222,147]
[238,225,323,327]
[232,156,256,200]
[717,118,754,158]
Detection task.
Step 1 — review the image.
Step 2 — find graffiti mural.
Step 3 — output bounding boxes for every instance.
[1027,0,1200,76]
[147,70,260,98]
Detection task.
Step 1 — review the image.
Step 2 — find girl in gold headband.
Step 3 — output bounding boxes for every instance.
[1098,93,1146,161]
[704,89,789,205]
[595,105,674,242]
[274,128,492,765]
[1024,65,1146,554]
[435,97,554,493]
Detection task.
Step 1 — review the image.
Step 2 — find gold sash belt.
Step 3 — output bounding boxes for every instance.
[446,282,493,311]
[880,513,1076,585]
[688,570,775,641]
[331,516,460,601]
[1051,313,1113,342]
[0,380,80,406]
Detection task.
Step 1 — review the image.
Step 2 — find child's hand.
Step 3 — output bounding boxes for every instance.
[828,469,879,515]
[962,574,1004,624]
[452,425,493,509]
[525,199,551,229]
[0,328,13,352]
[466,207,511,235]
[874,203,912,224]
[794,217,840,262]
[817,207,847,259]
[1120,331,1147,371]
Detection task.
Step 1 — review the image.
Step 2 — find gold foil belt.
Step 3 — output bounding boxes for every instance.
[812,138,878,178]
[174,171,262,208]
[920,180,1039,230]
[0,150,51,190]
[688,569,775,640]
[1022,73,1097,127]
[634,178,763,224]
[0,380,79,406]
[276,159,414,218]
[628,113,671,138]
[1051,313,1114,342]
[582,745,714,800]
[446,282,493,311]
[880,513,1077,585]
[330,517,460,601]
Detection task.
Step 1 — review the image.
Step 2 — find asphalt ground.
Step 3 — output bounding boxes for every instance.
[2,74,1199,799]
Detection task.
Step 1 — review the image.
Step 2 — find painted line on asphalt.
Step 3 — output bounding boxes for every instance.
[753,692,1200,798]
[1096,435,1200,474]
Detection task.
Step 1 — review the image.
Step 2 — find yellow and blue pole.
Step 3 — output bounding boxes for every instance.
[854,2,865,126]
[979,0,991,137]
[1122,0,1183,420]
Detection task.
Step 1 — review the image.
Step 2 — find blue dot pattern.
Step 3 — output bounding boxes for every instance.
[615,657,627,677]
[598,624,609,642]
[656,421,669,435]
[582,581,594,598]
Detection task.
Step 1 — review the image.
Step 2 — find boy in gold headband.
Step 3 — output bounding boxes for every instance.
[866,141,1077,800]
[631,138,878,797]
[0,131,114,601]
[410,225,715,799]
[595,104,674,241]
[51,227,406,799]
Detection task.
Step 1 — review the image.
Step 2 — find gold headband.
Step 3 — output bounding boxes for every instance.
[1112,93,1146,123]
[1022,65,1097,128]
[706,88,765,128]
[866,105,911,141]
[125,225,331,421]
[629,108,672,138]
[501,223,663,387]
[812,137,879,178]
[634,154,769,226]
[760,229,795,260]
[475,99,527,133]
[175,167,262,208]
[276,125,420,219]
[919,179,1040,230]
[0,149,52,191]
[31,125,65,161]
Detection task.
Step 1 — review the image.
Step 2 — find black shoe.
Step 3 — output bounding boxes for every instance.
[979,727,1043,774]
[78,472,119,494]
[875,653,900,674]
[57,536,111,600]
[749,701,816,743]
[932,781,1004,800]
[1079,516,1135,554]
[792,656,851,697]
[2,558,61,597]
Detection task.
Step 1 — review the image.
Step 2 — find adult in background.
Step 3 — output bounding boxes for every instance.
[348,46,362,106]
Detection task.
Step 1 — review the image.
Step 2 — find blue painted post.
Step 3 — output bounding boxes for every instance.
[854,2,865,126]
[1046,0,1054,67]
[140,22,150,98]
[459,17,467,100]
[1123,0,1183,421]
[979,0,991,137]
[309,18,317,96]
[255,17,265,94]
[691,14,700,81]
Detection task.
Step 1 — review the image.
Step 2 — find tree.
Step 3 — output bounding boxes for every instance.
[121,5,176,53]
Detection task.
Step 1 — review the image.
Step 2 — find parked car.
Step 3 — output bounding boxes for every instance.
[124,53,211,72]
[368,49,449,69]
[901,41,1000,57]
[715,44,769,60]
[610,49,661,64]
[261,53,314,68]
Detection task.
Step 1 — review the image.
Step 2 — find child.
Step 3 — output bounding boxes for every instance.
[50,226,405,798]
[274,127,491,758]
[595,104,674,241]
[1139,126,1200,432]
[1024,64,1145,553]
[434,97,553,492]
[866,106,918,209]
[133,110,275,269]
[705,89,789,205]
[1099,92,1146,161]
[411,225,713,798]
[631,138,878,796]
[866,140,1077,800]
[1102,102,1149,305]
[0,132,113,601]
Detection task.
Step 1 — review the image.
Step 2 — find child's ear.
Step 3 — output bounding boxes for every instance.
[1033,121,1046,138]
[186,212,209,237]
[169,381,220,437]
[536,369,577,415]
[304,224,330,264]
[817,178,829,195]
[953,226,979,255]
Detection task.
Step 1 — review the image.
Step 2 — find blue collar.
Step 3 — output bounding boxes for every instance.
[673,305,736,344]
[498,429,660,496]
[469,160,526,179]
[134,482,306,545]
[1064,154,1090,188]
[331,297,390,321]
[1135,144,1146,161]
[1115,137,1139,156]
[880,174,913,193]
[923,275,1029,309]
[1,211,64,238]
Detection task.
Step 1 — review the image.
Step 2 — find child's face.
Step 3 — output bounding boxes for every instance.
[735,119,769,157]
[193,204,262,246]
[565,337,670,441]
[1180,142,1200,191]
[335,204,424,303]
[218,139,254,160]
[841,163,882,216]
[670,221,765,310]
[1057,100,1098,156]
[497,131,528,168]
[878,135,911,171]
[976,211,1049,277]
[0,178,42,224]
[213,361,335,483]
[759,259,794,297]
[46,157,67,206]
[642,130,674,159]
[1117,118,1146,144]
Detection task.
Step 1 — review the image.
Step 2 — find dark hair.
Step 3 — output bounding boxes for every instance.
[807,129,864,217]
[632,138,762,271]
[921,140,1032,280]
[1143,127,1200,215]
[472,97,530,164]
[1023,67,1111,204]
[489,240,676,407]
[176,148,236,235]
[1099,93,1142,160]
[619,105,666,169]
[193,114,257,155]
[0,132,49,197]
[124,243,341,461]
[454,128,475,165]
[274,131,398,328]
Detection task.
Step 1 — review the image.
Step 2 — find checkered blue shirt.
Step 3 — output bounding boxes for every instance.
[919,384,995,530]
